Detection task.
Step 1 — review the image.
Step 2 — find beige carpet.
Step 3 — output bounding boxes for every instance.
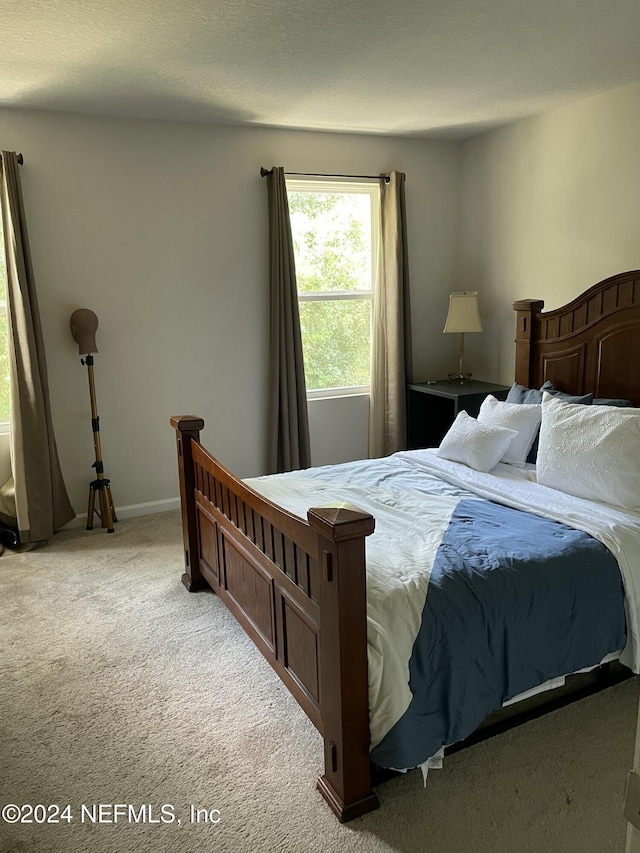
[0,511,637,853]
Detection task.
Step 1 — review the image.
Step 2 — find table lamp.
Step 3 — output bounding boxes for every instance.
[443,291,483,383]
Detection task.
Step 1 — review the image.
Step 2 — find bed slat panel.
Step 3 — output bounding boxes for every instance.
[191,443,317,552]
[256,513,262,550]
[198,509,219,582]
[285,539,297,585]
[223,535,276,653]
[279,589,320,705]
[190,443,321,606]
[195,492,322,730]
[273,529,285,575]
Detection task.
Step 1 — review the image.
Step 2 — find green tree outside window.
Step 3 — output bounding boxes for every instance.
[288,187,377,393]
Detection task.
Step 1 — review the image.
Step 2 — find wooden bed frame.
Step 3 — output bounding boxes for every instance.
[171,269,640,822]
[513,269,640,401]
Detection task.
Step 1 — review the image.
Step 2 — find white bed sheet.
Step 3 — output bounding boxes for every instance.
[247,450,640,759]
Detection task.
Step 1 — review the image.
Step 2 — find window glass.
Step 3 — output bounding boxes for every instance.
[298,299,371,391]
[290,192,372,294]
[287,180,379,397]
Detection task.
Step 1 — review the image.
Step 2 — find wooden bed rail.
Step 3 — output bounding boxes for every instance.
[171,416,379,821]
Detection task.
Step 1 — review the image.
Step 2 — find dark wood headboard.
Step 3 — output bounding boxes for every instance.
[513,270,640,405]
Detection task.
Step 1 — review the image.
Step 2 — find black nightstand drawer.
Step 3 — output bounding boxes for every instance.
[407,380,511,450]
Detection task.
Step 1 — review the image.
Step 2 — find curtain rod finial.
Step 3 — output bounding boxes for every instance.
[0,152,24,165]
[260,166,272,178]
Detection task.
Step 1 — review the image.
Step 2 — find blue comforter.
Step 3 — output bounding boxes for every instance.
[370,498,626,769]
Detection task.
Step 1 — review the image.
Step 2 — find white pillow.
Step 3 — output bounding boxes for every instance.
[477,395,541,467]
[536,392,640,511]
[437,410,518,472]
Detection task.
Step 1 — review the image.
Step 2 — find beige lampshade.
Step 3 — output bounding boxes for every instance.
[70,308,99,355]
[443,291,483,333]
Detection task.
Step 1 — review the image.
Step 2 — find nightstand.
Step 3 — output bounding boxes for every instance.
[407,380,511,450]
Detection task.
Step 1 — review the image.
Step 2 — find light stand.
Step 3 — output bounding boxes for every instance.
[82,354,117,532]
[70,309,117,533]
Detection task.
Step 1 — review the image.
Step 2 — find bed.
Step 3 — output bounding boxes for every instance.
[171,269,640,822]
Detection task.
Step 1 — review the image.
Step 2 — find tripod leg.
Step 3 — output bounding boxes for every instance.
[87,484,96,531]
[105,485,118,523]
[99,483,115,533]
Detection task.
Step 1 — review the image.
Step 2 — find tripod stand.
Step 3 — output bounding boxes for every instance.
[82,355,117,532]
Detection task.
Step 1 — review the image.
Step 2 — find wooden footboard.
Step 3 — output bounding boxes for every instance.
[171,416,379,821]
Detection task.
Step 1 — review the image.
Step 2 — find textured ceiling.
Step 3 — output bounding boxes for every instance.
[2,0,640,138]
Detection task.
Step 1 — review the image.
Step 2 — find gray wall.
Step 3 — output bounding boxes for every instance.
[0,108,461,515]
[458,80,640,385]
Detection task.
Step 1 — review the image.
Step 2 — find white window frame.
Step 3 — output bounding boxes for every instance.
[286,177,380,400]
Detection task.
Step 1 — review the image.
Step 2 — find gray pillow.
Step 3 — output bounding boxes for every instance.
[506,382,544,404]
[593,397,634,407]
[505,381,593,462]
[506,381,593,406]
[539,380,595,405]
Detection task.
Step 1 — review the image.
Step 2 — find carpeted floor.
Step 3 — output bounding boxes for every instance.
[0,511,636,853]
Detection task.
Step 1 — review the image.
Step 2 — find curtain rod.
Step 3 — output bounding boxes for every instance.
[0,153,24,164]
[260,167,390,183]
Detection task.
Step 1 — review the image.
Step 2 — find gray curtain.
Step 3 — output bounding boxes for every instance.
[0,151,75,542]
[266,166,311,473]
[369,170,413,457]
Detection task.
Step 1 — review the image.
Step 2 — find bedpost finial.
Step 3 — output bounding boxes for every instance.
[512,299,544,313]
[308,504,375,541]
[170,415,205,432]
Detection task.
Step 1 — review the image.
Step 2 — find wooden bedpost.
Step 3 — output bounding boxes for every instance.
[513,299,544,388]
[308,505,380,822]
[171,415,207,592]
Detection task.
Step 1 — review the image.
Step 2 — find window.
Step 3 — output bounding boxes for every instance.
[287,179,380,399]
[0,211,9,433]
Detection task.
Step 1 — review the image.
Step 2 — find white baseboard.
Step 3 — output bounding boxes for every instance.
[68,497,180,528]
[111,498,181,519]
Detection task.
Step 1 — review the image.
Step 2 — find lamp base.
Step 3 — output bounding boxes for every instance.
[448,371,473,384]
